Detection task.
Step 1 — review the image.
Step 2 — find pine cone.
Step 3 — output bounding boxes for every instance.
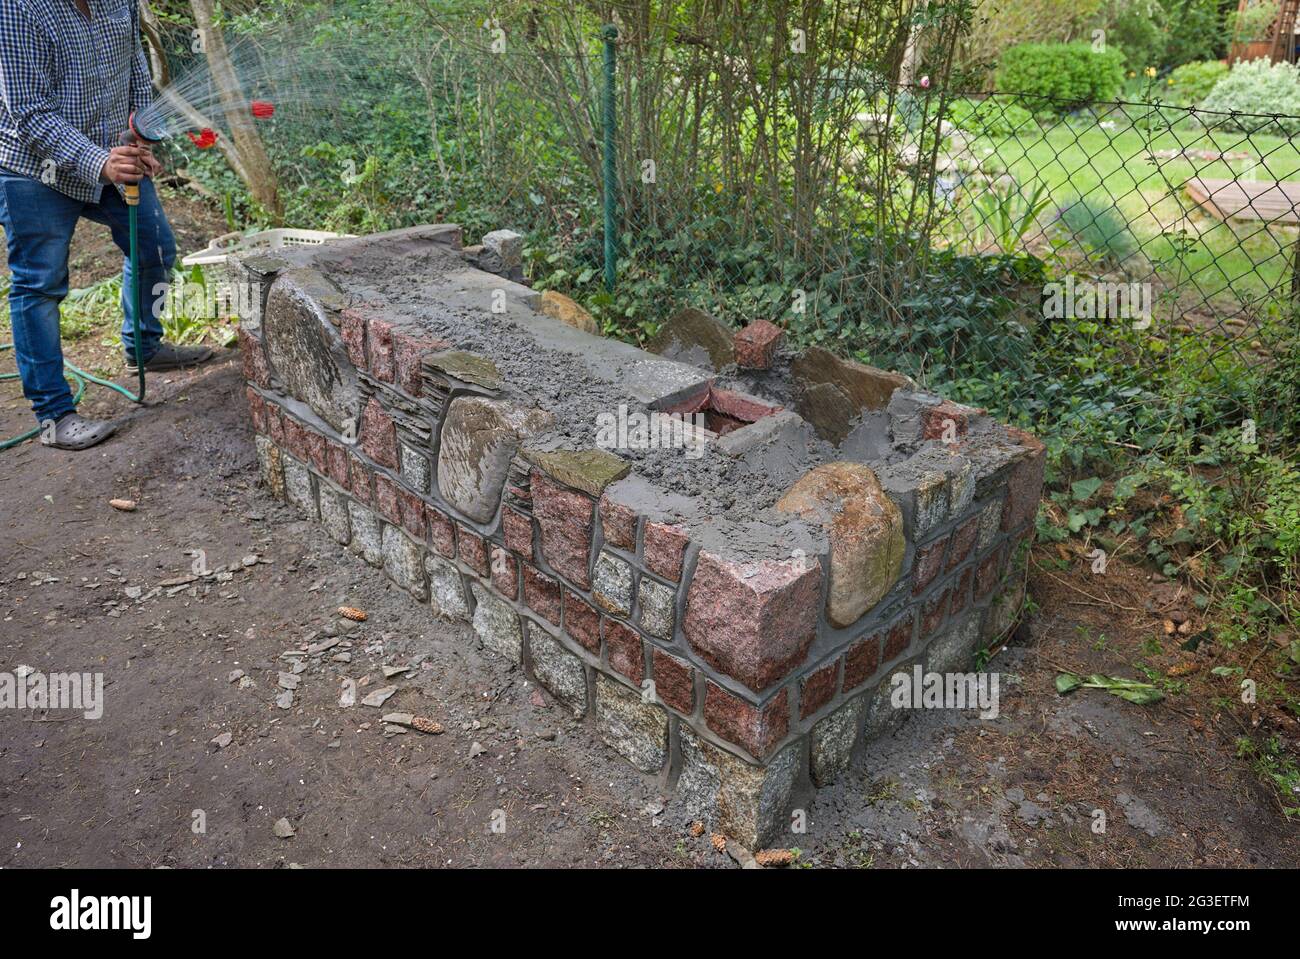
[688,821,705,838]
[755,848,794,868]
[411,716,444,735]
[338,606,368,622]
[711,833,727,854]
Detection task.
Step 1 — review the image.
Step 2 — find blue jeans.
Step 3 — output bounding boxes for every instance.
[0,173,174,423]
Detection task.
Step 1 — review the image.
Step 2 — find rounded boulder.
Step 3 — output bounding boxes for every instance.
[777,462,904,628]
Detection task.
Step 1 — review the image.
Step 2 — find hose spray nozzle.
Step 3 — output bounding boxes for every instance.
[125,110,164,145]
[117,113,161,206]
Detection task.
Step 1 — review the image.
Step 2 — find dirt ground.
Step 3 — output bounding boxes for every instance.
[1,196,1297,868]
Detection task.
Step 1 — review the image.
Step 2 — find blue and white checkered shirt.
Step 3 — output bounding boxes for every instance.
[0,0,153,202]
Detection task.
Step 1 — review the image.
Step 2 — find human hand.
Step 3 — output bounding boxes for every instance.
[101,145,147,184]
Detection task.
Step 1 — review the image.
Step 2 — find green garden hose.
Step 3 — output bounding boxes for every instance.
[0,187,146,451]
[124,191,146,400]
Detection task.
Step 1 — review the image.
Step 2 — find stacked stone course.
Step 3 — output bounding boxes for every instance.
[236,224,1043,848]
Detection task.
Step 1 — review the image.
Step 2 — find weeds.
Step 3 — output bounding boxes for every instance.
[62,276,123,340]
[838,830,877,868]
[1236,736,1300,818]
[972,179,1052,255]
[161,265,238,347]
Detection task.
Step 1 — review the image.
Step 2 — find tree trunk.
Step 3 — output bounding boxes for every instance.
[189,0,283,221]
[138,0,168,86]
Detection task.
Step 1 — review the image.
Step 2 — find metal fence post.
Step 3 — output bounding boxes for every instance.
[601,24,618,293]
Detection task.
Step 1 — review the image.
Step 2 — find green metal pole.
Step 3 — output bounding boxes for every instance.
[601,24,618,293]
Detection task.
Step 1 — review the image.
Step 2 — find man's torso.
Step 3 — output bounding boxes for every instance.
[0,0,142,201]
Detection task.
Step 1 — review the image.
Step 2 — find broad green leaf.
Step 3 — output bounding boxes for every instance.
[1112,471,1146,501]
[1071,477,1103,501]
[1055,672,1084,694]
[1109,686,1165,705]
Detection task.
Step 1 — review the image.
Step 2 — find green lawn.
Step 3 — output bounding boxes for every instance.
[963,119,1300,307]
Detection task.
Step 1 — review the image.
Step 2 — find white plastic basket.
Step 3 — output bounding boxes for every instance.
[179,228,352,321]
[181,227,352,270]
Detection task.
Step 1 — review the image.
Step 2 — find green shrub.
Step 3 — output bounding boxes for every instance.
[1200,59,1300,134]
[1058,197,1139,265]
[1162,59,1229,106]
[995,42,1127,110]
[947,97,1037,136]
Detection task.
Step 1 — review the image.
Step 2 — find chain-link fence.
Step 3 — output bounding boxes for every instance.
[534,43,1300,450]
[908,91,1300,439]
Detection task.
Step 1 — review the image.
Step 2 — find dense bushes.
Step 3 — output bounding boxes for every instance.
[1098,0,1167,72]
[995,42,1126,109]
[962,0,1227,82]
[1162,60,1229,105]
[1200,59,1300,133]
[962,0,1104,75]
[1158,0,1224,68]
